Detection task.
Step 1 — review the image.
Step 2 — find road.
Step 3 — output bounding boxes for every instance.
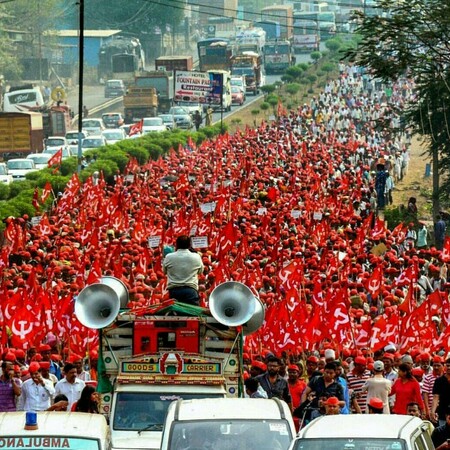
[66,48,319,127]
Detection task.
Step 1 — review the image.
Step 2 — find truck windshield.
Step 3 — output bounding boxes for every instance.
[135,77,167,94]
[113,393,224,431]
[292,438,405,450]
[168,420,293,450]
[0,436,101,450]
[232,68,254,76]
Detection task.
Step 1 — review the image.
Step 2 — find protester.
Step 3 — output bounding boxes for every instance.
[244,377,266,399]
[72,385,100,413]
[390,363,425,415]
[0,359,21,412]
[18,362,55,411]
[362,360,391,414]
[347,356,371,413]
[367,397,384,414]
[54,363,85,410]
[431,357,450,426]
[162,235,204,306]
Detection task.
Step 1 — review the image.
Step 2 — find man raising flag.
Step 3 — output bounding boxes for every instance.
[128,119,143,137]
[47,148,63,173]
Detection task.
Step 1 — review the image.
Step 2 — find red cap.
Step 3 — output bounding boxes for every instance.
[324,397,340,406]
[419,352,431,361]
[39,344,51,352]
[251,360,267,372]
[39,361,51,370]
[369,397,384,410]
[383,353,395,360]
[433,355,444,364]
[4,352,16,362]
[412,367,424,377]
[354,356,367,365]
[307,355,319,363]
[287,364,300,372]
[29,362,41,373]
[14,349,25,358]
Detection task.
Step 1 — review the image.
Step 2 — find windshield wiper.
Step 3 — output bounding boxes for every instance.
[137,424,163,434]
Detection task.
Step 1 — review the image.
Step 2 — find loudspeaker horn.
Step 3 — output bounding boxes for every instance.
[100,276,129,308]
[243,296,265,335]
[209,281,256,327]
[75,283,121,329]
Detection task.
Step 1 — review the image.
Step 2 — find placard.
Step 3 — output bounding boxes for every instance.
[313,211,323,220]
[148,236,161,248]
[191,236,208,248]
[200,202,216,213]
[291,210,302,219]
[257,207,267,215]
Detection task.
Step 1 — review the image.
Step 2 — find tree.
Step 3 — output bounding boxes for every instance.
[347,0,450,215]
[261,85,276,96]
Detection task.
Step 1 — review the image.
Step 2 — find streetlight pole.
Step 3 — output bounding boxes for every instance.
[77,0,85,174]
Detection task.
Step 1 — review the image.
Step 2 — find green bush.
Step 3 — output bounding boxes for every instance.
[9,180,34,198]
[97,149,129,172]
[0,184,10,201]
[125,146,150,164]
[383,205,415,229]
[9,199,36,218]
[147,143,164,160]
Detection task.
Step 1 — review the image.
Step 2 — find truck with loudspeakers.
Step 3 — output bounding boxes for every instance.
[75,279,265,450]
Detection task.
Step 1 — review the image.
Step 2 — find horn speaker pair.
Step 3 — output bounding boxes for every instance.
[209,281,265,335]
[74,277,128,329]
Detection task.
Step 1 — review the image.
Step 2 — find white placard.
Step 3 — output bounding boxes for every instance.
[31,216,42,226]
[200,202,216,213]
[313,211,323,220]
[257,207,267,215]
[191,236,208,248]
[291,210,302,219]
[190,225,198,236]
[148,236,161,248]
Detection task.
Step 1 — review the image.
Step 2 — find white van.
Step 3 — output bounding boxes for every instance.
[289,414,434,450]
[0,412,110,450]
[3,88,44,112]
[160,398,296,450]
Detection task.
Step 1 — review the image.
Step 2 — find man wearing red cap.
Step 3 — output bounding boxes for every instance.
[18,362,55,411]
[0,358,21,412]
[347,356,371,413]
[287,364,306,429]
[367,397,384,414]
[423,356,444,420]
[39,344,61,380]
[305,355,321,381]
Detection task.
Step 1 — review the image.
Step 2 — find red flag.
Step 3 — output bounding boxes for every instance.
[47,148,63,167]
[41,181,53,203]
[354,319,372,349]
[370,313,400,351]
[129,119,143,136]
[32,187,40,211]
[397,283,415,314]
[364,265,383,299]
[442,237,450,262]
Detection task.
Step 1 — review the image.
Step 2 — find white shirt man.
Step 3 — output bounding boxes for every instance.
[18,363,55,411]
[55,363,85,410]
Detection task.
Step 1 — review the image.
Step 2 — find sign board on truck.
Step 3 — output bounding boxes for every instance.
[174,70,211,103]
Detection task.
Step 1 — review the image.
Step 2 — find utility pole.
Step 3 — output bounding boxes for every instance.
[77,0,84,174]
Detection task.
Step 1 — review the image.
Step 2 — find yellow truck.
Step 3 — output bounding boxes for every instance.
[0,112,44,159]
[123,81,158,124]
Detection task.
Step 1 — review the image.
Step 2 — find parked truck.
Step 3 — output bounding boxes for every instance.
[0,112,44,159]
[230,52,264,95]
[123,74,159,124]
[155,56,194,72]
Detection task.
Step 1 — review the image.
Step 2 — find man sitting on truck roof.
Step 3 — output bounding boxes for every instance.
[163,235,204,306]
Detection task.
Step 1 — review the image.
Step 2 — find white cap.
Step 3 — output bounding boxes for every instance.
[324,349,336,360]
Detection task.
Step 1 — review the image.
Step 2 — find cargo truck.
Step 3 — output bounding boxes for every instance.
[123,74,159,124]
[0,112,44,159]
[155,56,194,72]
[230,52,264,95]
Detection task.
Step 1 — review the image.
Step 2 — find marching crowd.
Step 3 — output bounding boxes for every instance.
[0,63,449,445]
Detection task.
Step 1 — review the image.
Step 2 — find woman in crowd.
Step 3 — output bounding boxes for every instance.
[72,385,100,413]
[390,363,424,415]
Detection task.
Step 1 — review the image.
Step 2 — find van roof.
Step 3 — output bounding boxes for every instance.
[0,412,108,438]
[172,398,290,421]
[298,415,424,439]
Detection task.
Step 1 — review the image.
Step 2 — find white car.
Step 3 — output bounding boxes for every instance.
[6,159,38,181]
[289,414,433,450]
[44,136,68,153]
[81,136,107,152]
[142,117,167,133]
[82,118,106,135]
[42,147,74,160]
[26,153,52,170]
[0,163,13,184]
[102,128,126,144]
[65,131,88,144]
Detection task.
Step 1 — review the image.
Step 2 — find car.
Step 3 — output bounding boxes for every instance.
[0,163,13,184]
[81,136,108,152]
[168,106,193,130]
[104,79,125,98]
[289,414,433,450]
[44,136,68,153]
[158,114,177,130]
[231,86,244,106]
[175,101,203,116]
[26,153,52,170]
[6,159,38,181]
[142,117,167,133]
[65,131,88,145]
[160,398,296,450]
[231,76,247,99]
[42,146,74,160]
[102,128,127,144]
[102,112,125,129]
[120,124,131,136]
[82,118,106,135]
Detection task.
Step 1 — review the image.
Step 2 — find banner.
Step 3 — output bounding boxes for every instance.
[174,70,211,103]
